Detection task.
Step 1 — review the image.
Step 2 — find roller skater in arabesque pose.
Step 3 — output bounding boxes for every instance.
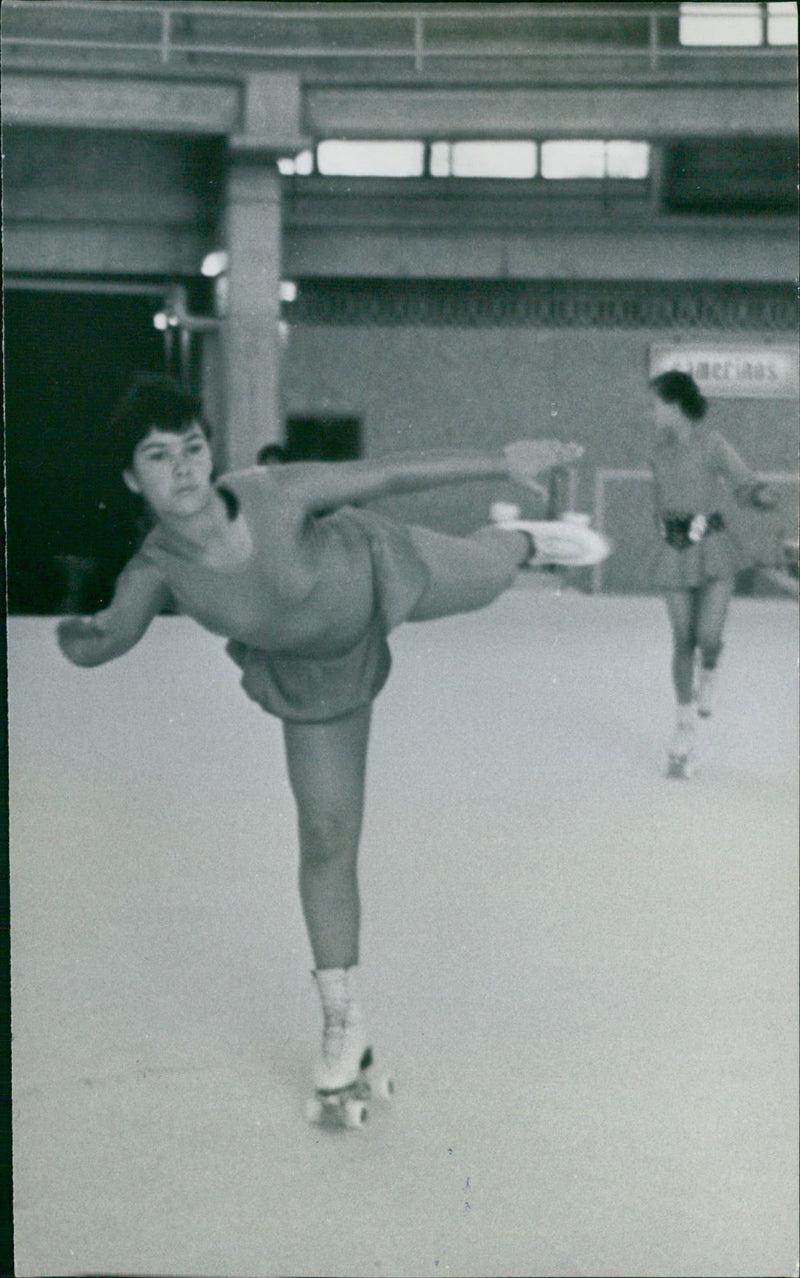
[57,373,609,1126]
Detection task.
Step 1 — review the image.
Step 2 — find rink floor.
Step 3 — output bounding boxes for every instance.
[8,588,799,1278]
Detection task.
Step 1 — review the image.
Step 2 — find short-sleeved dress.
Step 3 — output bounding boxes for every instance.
[648,428,756,590]
[132,467,430,722]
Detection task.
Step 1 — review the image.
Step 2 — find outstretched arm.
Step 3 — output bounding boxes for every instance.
[710,432,780,509]
[56,557,173,667]
[279,439,582,514]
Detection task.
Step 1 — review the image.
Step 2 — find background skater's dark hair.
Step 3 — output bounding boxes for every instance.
[649,369,708,421]
[257,442,288,466]
[109,373,211,468]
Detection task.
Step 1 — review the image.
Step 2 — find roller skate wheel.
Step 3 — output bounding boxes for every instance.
[375,1074,395,1101]
[305,1097,325,1125]
[343,1099,369,1129]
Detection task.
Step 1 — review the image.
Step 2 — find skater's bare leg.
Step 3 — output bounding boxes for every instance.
[664,588,698,705]
[407,526,529,622]
[282,706,371,970]
[695,578,732,672]
[694,578,733,715]
[664,589,702,770]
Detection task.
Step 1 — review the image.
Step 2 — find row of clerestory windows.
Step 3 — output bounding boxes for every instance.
[277,140,652,181]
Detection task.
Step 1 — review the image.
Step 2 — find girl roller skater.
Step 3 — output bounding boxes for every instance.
[648,370,780,777]
[57,373,608,1122]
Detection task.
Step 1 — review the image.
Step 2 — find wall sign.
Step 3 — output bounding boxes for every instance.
[650,344,798,399]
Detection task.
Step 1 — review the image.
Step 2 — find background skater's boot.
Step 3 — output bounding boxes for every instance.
[667,705,695,778]
[312,966,370,1094]
[697,668,716,718]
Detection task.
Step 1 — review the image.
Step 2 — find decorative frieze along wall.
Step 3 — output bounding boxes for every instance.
[288,279,797,331]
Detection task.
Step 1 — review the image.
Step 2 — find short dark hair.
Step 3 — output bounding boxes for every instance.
[257,442,288,465]
[109,373,210,468]
[649,370,708,421]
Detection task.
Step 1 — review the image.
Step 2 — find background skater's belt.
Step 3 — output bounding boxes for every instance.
[661,511,725,550]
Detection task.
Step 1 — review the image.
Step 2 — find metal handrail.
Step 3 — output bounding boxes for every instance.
[0,2,697,17]
[3,36,793,58]
[1,0,794,73]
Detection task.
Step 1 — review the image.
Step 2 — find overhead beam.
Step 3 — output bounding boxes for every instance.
[305,85,798,139]
[4,71,796,140]
[1,71,306,147]
[2,72,241,133]
[283,226,797,283]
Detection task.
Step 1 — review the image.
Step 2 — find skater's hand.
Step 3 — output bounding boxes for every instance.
[56,613,110,664]
[504,439,584,492]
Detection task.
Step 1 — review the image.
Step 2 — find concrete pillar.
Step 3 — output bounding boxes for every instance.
[219,156,283,471]
[216,72,307,471]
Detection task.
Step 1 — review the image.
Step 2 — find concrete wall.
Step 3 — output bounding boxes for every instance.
[3,127,223,275]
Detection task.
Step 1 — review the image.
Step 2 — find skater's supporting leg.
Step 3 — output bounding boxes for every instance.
[694,578,733,716]
[664,589,699,705]
[282,705,371,970]
[664,589,700,771]
[406,526,529,622]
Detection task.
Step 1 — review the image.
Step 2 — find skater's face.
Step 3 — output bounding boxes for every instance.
[123,424,214,519]
[652,393,691,441]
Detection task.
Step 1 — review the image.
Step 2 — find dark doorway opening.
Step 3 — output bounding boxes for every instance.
[285,416,362,462]
[4,288,167,614]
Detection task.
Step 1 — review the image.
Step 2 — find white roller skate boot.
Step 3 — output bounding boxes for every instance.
[696,668,716,719]
[667,707,695,779]
[306,967,393,1129]
[312,966,370,1094]
[490,504,610,568]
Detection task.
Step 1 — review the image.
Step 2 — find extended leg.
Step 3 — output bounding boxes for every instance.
[406,525,529,622]
[282,705,371,970]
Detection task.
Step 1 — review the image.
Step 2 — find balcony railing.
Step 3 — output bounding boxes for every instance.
[1,1,795,77]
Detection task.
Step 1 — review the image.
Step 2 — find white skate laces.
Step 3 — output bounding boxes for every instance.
[305,975,394,1127]
[313,967,370,1093]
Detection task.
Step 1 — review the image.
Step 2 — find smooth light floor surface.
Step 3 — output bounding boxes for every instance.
[9,590,799,1278]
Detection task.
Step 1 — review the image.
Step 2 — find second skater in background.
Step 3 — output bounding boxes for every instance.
[648,369,780,777]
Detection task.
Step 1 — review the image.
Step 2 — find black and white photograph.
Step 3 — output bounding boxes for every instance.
[3,3,798,1276]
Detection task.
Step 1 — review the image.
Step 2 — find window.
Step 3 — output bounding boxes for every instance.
[767,1,797,43]
[285,417,362,463]
[430,141,537,179]
[680,3,764,45]
[316,141,424,178]
[663,139,798,213]
[541,141,650,180]
[605,142,651,180]
[679,2,797,45]
[278,139,650,182]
